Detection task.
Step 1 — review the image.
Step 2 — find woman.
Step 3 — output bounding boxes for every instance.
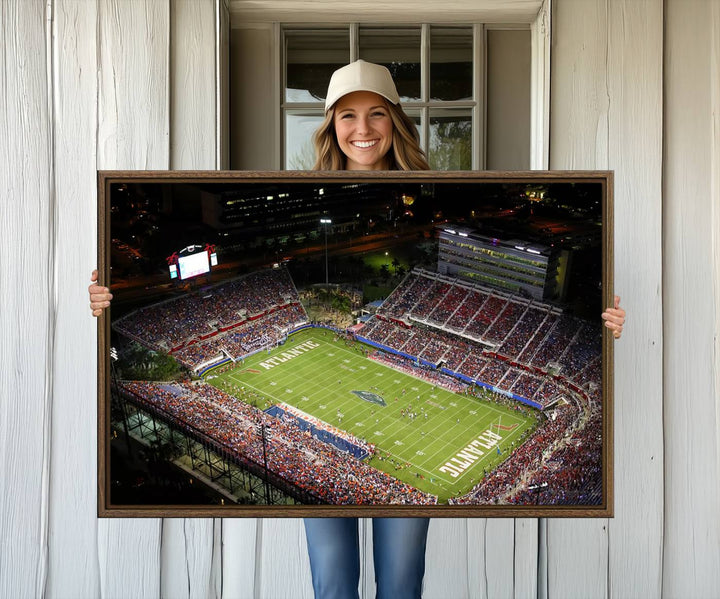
[89,60,626,599]
[302,60,432,599]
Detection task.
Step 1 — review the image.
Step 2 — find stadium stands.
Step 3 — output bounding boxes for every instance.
[114,265,604,505]
[115,268,310,371]
[361,269,602,409]
[357,268,604,505]
[119,380,436,505]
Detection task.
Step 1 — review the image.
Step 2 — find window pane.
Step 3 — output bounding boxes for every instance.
[359,27,421,102]
[430,27,473,101]
[285,30,350,103]
[402,108,423,149]
[429,109,472,170]
[285,112,324,170]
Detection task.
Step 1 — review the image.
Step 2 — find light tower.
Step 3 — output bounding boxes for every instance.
[320,217,332,287]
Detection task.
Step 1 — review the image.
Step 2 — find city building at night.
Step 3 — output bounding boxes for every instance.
[436,225,567,300]
[197,182,399,245]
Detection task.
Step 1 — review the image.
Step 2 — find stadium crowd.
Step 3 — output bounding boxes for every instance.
[114,268,301,352]
[114,269,309,370]
[369,351,469,394]
[445,288,489,331]
[359,269,602,409]
[113,264,605,506]
[119,380,436,505]
[448,401,584,505]
[426,285,469,325]
[506,412,603,505]
[172,304,307,369]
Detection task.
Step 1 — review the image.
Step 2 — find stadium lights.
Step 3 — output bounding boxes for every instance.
[444,229,456,235]
[458,232,468,237]
[527,248,541,255]
[320,218,332,287]
[515,245,526,251]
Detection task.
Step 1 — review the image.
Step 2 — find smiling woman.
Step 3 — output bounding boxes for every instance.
[333,91,394,170]
[311,60,429,172]
[301,59,432,599]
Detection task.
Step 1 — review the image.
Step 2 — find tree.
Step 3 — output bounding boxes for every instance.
[117,342,183,381]
[391,257,401,274]
[429,120,472,170]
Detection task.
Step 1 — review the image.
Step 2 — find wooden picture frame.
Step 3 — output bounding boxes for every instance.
[97,170,613,518]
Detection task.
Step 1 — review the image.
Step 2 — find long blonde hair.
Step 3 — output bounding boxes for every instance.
[312,100,430,171]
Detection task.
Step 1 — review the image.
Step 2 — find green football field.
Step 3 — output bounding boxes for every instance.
[206,328,536,503]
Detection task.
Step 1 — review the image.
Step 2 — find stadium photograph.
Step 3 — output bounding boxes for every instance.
[99,171,612,516]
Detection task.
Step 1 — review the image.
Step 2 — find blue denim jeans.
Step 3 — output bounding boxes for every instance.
[304,517,430,599]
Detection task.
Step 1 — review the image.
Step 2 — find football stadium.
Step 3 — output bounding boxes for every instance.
[107,179,604,507]
[111,268,603,506]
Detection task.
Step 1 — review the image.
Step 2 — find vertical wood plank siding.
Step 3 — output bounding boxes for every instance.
[2,0,720,597]
[0,1,52,597]
[663,1,720,596]
[425,519,471,598]
[47,0,101,597]
[258,519,314,598]
[550,1,664,598]
[605,1,664,597]
[549,3,611,593]
[96,0,169,595]
[162,2,221,598]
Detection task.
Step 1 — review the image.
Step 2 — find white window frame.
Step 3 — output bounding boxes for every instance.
[281,23,486,170]
[254,1,551,170]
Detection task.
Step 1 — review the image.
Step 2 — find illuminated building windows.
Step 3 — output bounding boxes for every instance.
[437,226,561,300]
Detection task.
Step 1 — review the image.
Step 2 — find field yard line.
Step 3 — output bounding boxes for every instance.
[426,418,532,485]
[400,414,471,467]
[224,370,323,417]
[227,376,288,408]
[229,335,389,421]
[222,330,537,496]
[309,336,527,479]
[306,339,418,416]
[406,399,521,468]
[295,337,462,485]
[375,449,455,486]
[465,395,527,420]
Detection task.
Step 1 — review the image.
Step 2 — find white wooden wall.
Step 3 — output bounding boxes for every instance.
[549,1,664,596]
[662,1,720,596]
[1,0,719,598]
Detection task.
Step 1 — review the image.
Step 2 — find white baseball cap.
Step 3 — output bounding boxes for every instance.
[324,60,400,112]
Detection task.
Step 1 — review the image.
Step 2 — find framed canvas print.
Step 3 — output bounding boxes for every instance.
[97,170,614,518]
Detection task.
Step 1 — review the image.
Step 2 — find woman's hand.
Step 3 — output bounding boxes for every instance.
[89,269,112,317]
[602,295,625,339]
